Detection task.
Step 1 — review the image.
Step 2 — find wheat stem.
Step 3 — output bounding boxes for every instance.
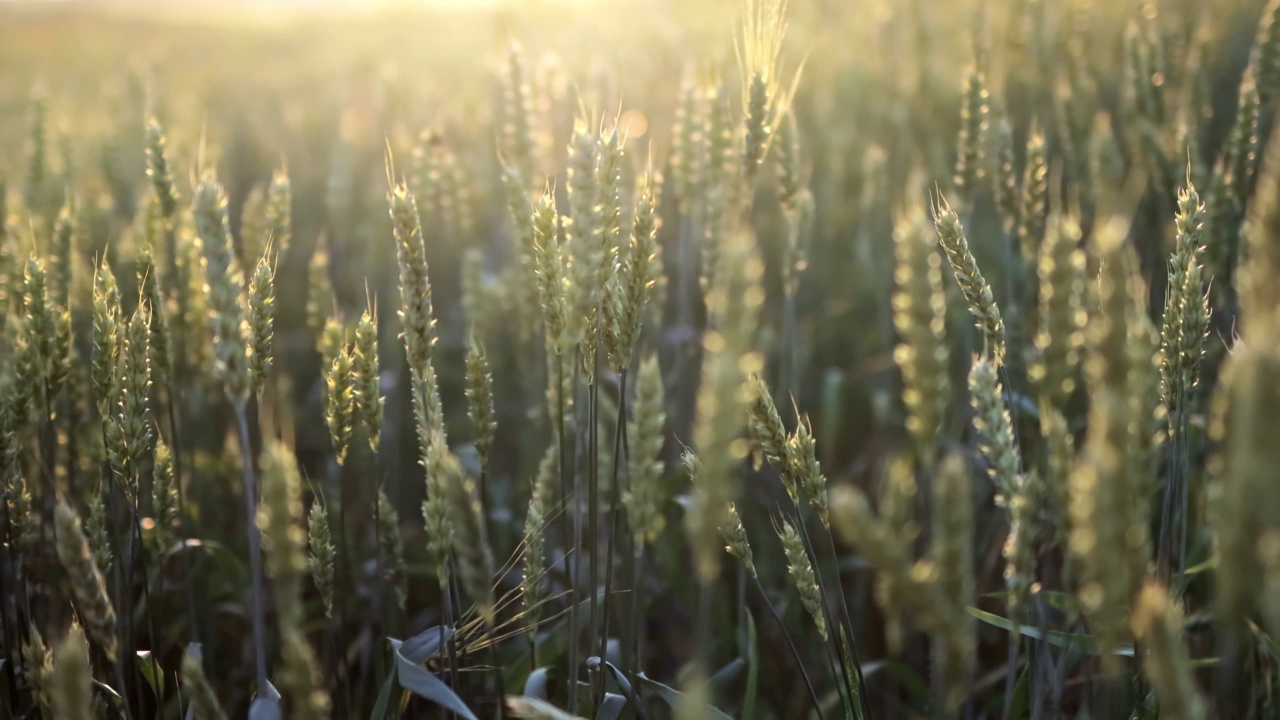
[234,407,268,692]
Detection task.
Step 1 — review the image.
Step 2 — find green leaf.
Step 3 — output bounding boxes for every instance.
[967,607,1135,657]
[524,666,554,700]
[135,650,164,698]
[248,679,282,720]
[390,635,478,720]
[506,695,579,719]
[370,665,397,720]
[589,658,633,699]
[709,658,745,694]
[637,673,734,720]
[596,693,626,720]
[744,610,758,720]
[91,679,124,713]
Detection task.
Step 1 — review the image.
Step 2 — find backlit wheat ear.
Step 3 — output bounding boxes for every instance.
[736,0,798,178]
[53,503,117,661]
[307,500,336,619]
[522,444,556,636]
[106,303,154,498]
[531,186,568,351]
[604,170,661,373]
[265,166,292,258]
[932,192,1006,365]
[308,243,334,338]
[1131,583,1207,720]
[1160,178,1210,436]
[182,650,229,720]
[465,335,496,473]
[86,486,112,574]
[49,201,74,309]
[91,258,120,417]
[193,173,252,406]
[259,441,332,717]
[1018,124,1049,266]
[324,342,354,466]
[447,466,496,627]
[969,355,1021,503]
[500,42,537,184]
[686,227,764,584]
[136,228,172,391]
[377,489,406,612]
[387,180,437,372]
[352,298,383,453]
[953,66,989,209]
[777,515,827,641]
[1030,215,1086,407]
[1240,120,1280,332]
[683,450,756,576]
[786,415,828,527]
[20,625,53,715]
[50,622,93,720]
[247,244,275,393]
[152,437,178,552]
[892,205,949,461]
[624,354,667,549]
[931,453,975,712]
[990,114,1018,233]
[145,117,179,222]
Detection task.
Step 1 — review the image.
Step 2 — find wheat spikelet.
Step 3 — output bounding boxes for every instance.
[247,245,275,393]
[777,516,827,641]
[1130,583,1207,720]
[152,437,178,552]
[892,205,950,460]
[932,193,1006,364]
[53,503,117,660]
[307,244,334,338]
[1018,125,1049,266]
[604,171,661,372]
[352,299,383,452]
[324,343,354,466]
[375,489,406,612]
[990,114,1018,233]
[447,467,496,627]
[91,258,121,417]
[786,416,828,527]
[50,623,93,720]
[623,355,667,549]
[953,66,989,209]
[1160,178,1210,435]
[465,335,495,472]
[736,0,797,178]
[531,187,569,351]
[193,174,252,405]
[265,167,292,258]
[144,118,179,221]
[307,500,335,619]
[86,485,112,573]
[135,228,172,391]
[686,226,764,583]
[522,443,556,635]
[1030,215,1086,407]
[182,651,229,720]
[20,625,53,715]
[931,453,975,712]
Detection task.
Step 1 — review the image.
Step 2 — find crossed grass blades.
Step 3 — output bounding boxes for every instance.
[5,0,1280,717]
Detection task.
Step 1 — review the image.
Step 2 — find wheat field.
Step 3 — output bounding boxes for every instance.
[0,0,1278,717]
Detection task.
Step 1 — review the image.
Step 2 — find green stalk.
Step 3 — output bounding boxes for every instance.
[600,370,628,668]
[588,376,600,699]
[750,574,824,720]
[234,406,268,693]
